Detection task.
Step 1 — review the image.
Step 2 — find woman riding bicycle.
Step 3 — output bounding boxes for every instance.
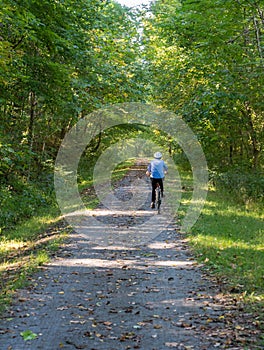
[146,152,168,209]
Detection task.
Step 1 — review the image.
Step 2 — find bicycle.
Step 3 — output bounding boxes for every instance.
[155,182,162,214]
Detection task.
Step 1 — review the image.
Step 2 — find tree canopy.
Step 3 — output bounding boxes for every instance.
[143,0,263,170]
[0,0,145,173]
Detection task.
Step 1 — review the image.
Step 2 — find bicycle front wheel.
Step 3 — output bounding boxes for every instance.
[156,189,161,214]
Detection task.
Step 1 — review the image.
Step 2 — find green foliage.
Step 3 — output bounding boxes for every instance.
[0,0,146,156]
[78,123,147,182]
[211,169,264,204]
[143,0,264,171]
[0,178,54,232]
[0,0,148,231]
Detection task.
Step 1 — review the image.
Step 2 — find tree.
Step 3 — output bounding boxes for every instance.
[143,0,264,170]
[0,0,150,230]
[0,0,146,180]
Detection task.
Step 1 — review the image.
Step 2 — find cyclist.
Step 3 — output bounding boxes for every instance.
[146,152,168,209]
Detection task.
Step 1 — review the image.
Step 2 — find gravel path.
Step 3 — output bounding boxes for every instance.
[0,163,259,349]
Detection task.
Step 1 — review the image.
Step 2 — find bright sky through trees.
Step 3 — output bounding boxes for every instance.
[115,0,152,7]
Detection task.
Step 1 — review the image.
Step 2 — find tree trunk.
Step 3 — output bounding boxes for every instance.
[242,104,260,169]
[28,91,36,147]
[27,91,37,180]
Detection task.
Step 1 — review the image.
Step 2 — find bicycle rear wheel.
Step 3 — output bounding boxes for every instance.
[156,187,161,214]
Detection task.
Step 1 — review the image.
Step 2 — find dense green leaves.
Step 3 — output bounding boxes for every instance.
[0,0,147,230]
[143,0,264,170]
[0,0,145,158]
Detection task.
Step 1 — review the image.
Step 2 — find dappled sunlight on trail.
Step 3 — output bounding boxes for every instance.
[0,164,261,350]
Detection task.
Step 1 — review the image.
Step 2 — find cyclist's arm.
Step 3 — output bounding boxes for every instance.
[146,163,151,177]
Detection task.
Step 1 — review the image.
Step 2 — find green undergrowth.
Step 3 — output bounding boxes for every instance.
[178,169,264,338]
[0,175,56,233]
[0,178,65,311]
[190,190,263,293]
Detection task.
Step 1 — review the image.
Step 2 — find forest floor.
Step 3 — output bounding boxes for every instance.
[0,162,262,350]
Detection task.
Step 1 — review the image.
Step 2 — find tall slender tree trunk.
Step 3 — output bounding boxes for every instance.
[27,91,37,180]
[28,91,36,147]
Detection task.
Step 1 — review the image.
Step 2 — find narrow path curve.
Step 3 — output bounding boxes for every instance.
[0,162,258,349]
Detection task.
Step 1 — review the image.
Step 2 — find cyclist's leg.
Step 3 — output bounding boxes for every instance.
[151,178,157,202]
[158,178,164,196]
[151,178,157,208]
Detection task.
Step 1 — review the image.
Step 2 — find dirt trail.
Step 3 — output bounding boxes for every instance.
[0,163,259,349]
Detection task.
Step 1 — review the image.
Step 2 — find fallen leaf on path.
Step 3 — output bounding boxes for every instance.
[119,332,136,341]
[20,330,38,341]
[153,324,162,329]
[165,343,179,348]
[70,320,86,324]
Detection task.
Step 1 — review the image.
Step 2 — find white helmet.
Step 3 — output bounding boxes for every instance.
[154,152,162,159]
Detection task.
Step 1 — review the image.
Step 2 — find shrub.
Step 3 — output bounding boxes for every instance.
[0,178,54,233]
[210,168,264,204]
